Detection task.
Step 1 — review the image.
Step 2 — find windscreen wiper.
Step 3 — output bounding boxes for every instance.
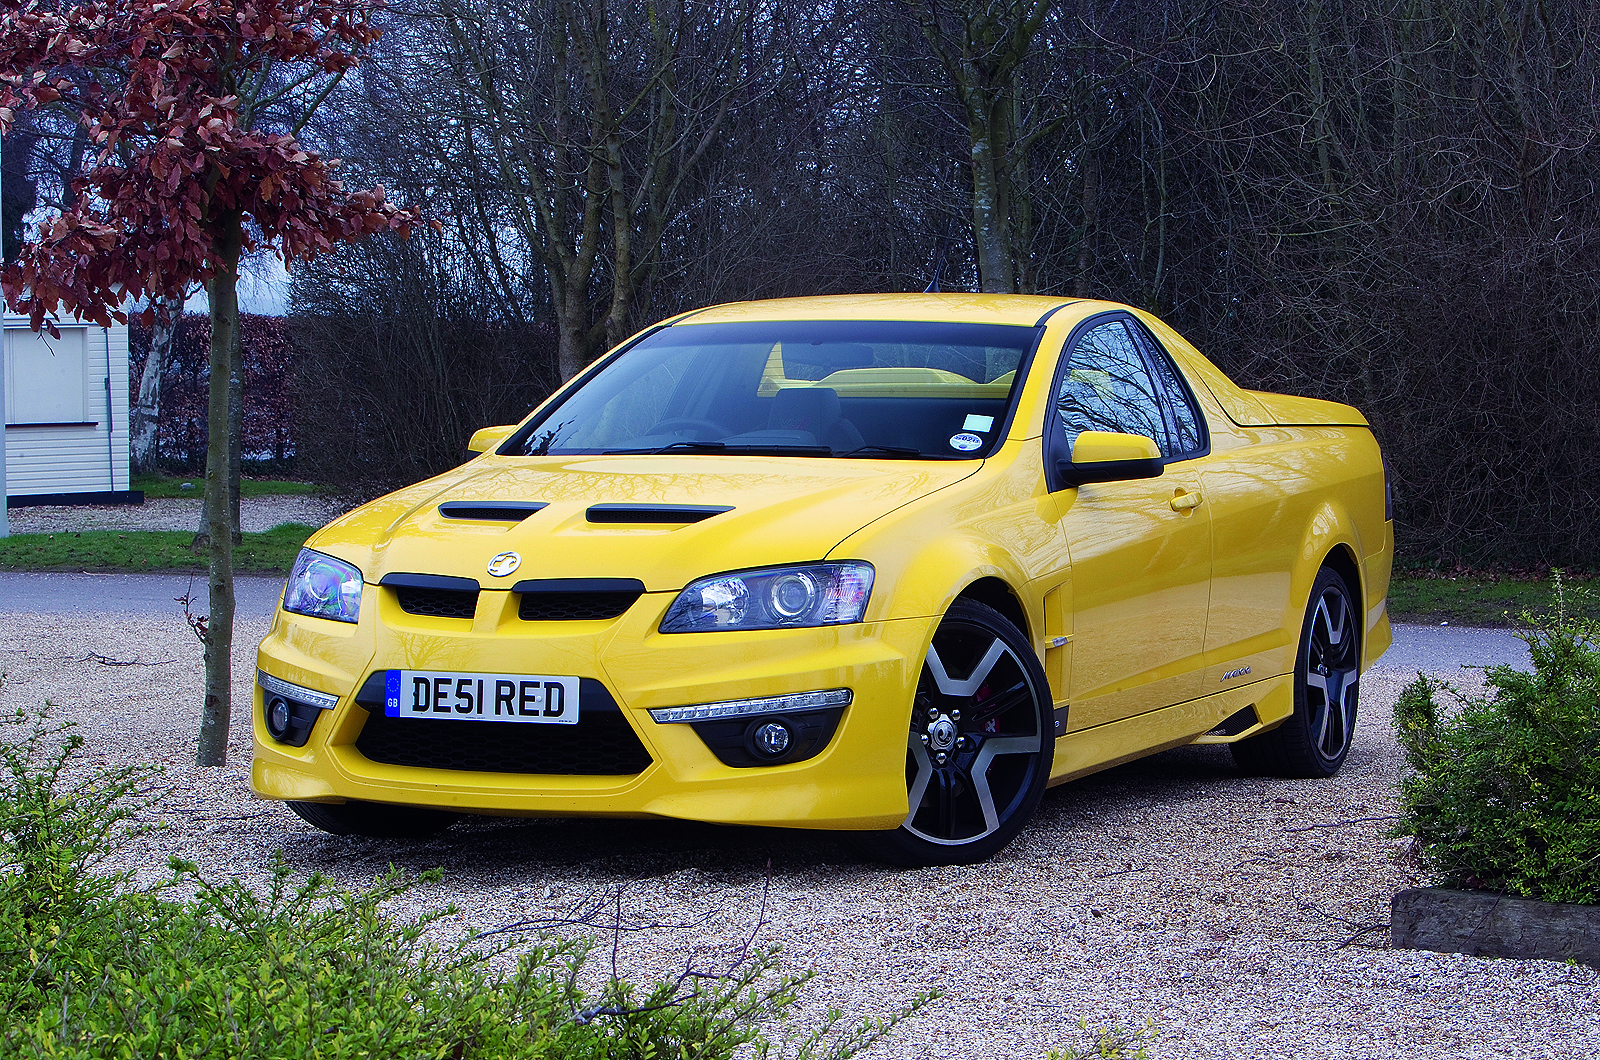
[835,445,928,459]
[605,441,833,457]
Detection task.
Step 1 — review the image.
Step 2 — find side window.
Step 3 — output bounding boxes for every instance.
[1132,323,1203,457]
[1056,320,1169,454]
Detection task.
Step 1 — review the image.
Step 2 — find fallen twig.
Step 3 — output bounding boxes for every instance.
[82,651,178,666]
[1283,814,1399,832]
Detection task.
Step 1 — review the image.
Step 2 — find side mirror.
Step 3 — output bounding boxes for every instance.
[467,424,518,454]
[1056,431,1164,487]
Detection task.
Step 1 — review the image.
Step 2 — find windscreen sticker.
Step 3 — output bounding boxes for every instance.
[948,432,984,452]
[962,414,995,432]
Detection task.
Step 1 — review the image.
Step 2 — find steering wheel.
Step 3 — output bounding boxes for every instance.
[647,417,728,440]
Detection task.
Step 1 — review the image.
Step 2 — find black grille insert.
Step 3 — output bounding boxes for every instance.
[353,676,652,775]
[381,573,481,620]
[513,578,647,622]
[396,587,479,619]
[519,592,641,621]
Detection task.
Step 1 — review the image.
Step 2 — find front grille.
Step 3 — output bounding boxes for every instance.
[354,678,652,776]
[396,587,479,619]
[519,591,641,622]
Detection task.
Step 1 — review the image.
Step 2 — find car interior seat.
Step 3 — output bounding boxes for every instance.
[768,386,865,451]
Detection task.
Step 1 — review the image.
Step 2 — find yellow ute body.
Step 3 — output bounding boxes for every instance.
[253,295,1392,838]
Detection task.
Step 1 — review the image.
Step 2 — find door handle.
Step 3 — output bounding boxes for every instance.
[1170,489,1203,512]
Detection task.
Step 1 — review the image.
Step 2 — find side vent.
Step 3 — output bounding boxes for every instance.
[439,501,546,522]
[586,503,732,524]
[1203,704,1260,738]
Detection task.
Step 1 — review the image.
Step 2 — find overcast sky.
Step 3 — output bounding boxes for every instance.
[182,253,290,317]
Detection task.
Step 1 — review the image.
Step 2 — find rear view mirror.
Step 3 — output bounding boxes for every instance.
[1056,431,1164,487]
[467,424,518,454]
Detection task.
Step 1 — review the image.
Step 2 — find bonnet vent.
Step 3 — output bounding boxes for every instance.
[438,501,547,522]
[585,504,732,524]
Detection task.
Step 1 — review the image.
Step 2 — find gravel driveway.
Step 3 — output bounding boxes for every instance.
[3,602,1594,1060]
[6,492,346,534]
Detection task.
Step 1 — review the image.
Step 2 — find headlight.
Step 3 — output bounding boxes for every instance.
[283,549,364,623]
[660,562,874,633]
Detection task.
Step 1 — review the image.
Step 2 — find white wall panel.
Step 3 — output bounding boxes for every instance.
[4,318,131,497]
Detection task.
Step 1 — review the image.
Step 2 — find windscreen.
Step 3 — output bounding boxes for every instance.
[510,320,1039,459]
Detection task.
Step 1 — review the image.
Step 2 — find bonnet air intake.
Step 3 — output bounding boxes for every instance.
[585,504,732,524]
[438,501,547,522]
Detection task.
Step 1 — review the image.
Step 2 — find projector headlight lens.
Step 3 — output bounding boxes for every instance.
[660,562,873,633]
[283,549,363,624]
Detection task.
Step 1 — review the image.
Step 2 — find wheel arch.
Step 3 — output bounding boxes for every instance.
[1320,542,1363,615]
[952,576,1031,644]
[1287,498,1369,660]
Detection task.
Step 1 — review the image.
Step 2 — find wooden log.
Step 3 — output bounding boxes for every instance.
[1391,887,1600,966]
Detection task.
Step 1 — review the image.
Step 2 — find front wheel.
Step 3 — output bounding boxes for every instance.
[856,600,1053,866]
[1232,566,1361,778]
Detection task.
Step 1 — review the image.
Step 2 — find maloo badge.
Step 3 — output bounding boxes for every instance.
[487,551,522,578]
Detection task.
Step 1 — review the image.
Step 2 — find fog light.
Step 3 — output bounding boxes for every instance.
[750,720,792,757]
[266,697,292,740]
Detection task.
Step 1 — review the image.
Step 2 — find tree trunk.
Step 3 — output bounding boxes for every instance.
[196,217,243,768]
[555,291,589,382]
[129,294,182,476]
[1075,134,1100,297]
[228,321,243,544]
[969,119,1016,293]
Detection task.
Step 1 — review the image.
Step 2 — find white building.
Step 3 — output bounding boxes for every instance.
[3,313,135,505]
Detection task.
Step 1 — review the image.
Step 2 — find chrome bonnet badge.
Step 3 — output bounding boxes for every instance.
[487,551,522,577]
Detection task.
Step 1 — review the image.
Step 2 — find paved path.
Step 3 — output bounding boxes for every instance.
[0,571,286,620]
[0,572,1531,672]
[1372,621,1530,672]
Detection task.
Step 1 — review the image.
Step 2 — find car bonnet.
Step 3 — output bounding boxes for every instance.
[306,456,983,592]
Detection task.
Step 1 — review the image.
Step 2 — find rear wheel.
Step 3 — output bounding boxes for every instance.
[1232,566,1361,778]
[856,600,1052,866]
[288,799,462,838]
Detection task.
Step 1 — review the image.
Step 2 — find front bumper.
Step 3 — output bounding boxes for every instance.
[251,582,932,829]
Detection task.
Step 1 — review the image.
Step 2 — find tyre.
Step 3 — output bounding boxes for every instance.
[288,799,462,838]
[856,600,1053,866]
[1231,566,1361,778]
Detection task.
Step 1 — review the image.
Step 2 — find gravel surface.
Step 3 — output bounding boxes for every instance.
[7,493,346,534]
[2,602,1595,1057]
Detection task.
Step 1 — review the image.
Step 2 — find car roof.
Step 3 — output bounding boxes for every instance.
[674,293,1088,328]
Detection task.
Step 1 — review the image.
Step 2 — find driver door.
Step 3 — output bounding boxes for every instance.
[1044,316,1214,732]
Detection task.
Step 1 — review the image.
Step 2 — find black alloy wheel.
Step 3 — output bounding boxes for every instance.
[859,600,1053,866]
[288,799,462,838]
[1232,566,1361,778]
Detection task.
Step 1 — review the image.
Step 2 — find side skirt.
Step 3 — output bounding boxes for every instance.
[1046,675,1292,787]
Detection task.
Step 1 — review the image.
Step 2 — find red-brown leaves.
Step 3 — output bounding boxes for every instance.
[0,0,417,327]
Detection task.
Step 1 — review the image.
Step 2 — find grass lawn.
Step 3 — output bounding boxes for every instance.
[0,523,315,573]
[1388,570,1598,627]
[133,473,320,499]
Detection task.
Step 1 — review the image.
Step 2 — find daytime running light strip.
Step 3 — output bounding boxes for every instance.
[648,688,852,724]
[257,671,340,711]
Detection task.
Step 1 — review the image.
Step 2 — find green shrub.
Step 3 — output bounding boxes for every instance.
[1,708,927,1058]
[1392,578,1600,904]
[1047,1018,1157,1059]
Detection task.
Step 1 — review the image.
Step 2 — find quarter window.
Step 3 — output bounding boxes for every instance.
[1139,334,1204,456]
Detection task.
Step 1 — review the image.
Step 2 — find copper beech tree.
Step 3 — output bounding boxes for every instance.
[0,0,429,765]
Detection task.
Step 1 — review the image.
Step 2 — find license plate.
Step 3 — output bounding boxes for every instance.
[384,670,580,725]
